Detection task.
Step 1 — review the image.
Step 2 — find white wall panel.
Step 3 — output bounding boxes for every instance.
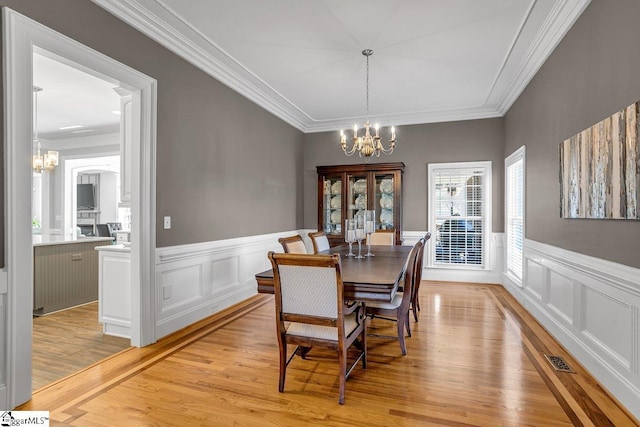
[509,239,640,420]
[525,259,544,301]
[547,270,574,325]
[159,264,203,312]
[583,287,632,369]
[153,230,310,339]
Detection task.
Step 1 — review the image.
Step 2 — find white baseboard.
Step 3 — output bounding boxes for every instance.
[506,239,640,420]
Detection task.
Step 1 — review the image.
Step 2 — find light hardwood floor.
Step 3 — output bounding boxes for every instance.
[21,282,637,426]
[32,302,131,390]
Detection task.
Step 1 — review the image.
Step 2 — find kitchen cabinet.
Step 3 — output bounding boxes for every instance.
[33,237,113,315]
[97,244,131,338]
[317,162,404,246]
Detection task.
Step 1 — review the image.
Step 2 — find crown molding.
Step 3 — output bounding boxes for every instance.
[92,0,590,133]
[488,0,592,115]
[92,0,311,132]
[304,105,503,133]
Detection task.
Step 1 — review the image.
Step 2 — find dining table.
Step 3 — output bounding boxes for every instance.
[255,244,413,302]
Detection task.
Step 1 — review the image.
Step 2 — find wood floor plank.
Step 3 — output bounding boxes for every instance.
[19,283,638,426]
[32,302,131,390]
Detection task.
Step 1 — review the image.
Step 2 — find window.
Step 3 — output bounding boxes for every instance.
[505,146,525,283]
[428,162,492,268]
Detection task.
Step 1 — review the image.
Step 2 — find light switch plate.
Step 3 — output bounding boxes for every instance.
[163,216,171,229]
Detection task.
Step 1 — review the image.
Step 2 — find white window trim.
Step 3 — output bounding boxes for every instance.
[427,161,492,270]
[504,146,526,287]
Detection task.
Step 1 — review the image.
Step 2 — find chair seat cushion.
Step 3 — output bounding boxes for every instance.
[286,312,360,341]
[367,292,403,310]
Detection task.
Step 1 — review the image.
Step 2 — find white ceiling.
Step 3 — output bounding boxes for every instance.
[94,0,591,133]
[33,52,121,142]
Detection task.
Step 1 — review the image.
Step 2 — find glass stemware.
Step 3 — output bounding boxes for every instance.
[364,210,375,256]
[345,219,356,257]
[355,213,365,259]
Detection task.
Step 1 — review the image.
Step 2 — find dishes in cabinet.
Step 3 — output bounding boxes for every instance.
[380,209,393,225]
[353,179,367,194]
[355,194,366,209]
[331,181,342,194]
[330,196,341,209]
[380,194,393,209]
[379,178,393,193]
[330,210,342,224]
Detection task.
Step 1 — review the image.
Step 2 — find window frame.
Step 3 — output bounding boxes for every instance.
[504,146,526,286]
[427,161,492,270]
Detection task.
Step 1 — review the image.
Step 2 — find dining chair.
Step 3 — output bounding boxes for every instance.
[366,231,395,246]
[308,231,330,253]
[366,238,423,355]
[411,232,431,322]
[268,251,367,404]
[278,234,307,254]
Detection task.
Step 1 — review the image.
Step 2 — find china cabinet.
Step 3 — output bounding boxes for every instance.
[317,162,404,246]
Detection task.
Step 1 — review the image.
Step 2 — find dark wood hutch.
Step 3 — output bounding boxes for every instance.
[317,162,404,246]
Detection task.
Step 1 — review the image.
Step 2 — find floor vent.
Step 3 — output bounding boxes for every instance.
[544,354,576,373]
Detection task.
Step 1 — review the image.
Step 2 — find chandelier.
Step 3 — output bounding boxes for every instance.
[32,86,58,173]
[340,49,397,157]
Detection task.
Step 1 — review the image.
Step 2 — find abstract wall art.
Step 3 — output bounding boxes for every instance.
[559,101,640,219]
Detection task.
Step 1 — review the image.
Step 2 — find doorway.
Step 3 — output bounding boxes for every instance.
[3,8,157,408]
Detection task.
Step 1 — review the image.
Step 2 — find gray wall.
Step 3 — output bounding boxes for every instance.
[0,0,305,267]
[504,0,640,269]
[303,118,505,233]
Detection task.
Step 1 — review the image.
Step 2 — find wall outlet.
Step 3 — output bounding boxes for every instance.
[163,216,171,229]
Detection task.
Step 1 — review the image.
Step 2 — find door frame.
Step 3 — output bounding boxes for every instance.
[2,8,157,407]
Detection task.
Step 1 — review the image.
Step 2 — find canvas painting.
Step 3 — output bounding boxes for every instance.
[559,101,640,219]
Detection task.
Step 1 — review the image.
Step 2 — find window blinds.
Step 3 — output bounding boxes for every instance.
[506,156,524,280]
[432,167,485,267]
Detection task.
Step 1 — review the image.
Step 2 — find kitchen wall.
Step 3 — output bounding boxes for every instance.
[0,0,305,268]
[504,0,640,269]
[303,118,505,233]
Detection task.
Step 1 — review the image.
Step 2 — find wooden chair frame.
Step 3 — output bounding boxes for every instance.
[268,252,367,404]
[366,231,395,246]
[308,231,330,254]
[366,239,423,355]
[278,234,307,254]
[411,232,431,322]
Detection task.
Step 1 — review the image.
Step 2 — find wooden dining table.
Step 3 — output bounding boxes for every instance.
[255,244,413,302]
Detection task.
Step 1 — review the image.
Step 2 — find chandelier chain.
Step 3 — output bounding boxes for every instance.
[365,50,369,120]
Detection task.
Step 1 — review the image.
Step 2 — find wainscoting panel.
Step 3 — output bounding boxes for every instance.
[506,239,640,420]
[153,230,309,339]
[547,269,575,325]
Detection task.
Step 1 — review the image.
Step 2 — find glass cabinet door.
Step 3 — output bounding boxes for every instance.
[322,174,342,236]
[347,173,368,221]
[375,172,395,231]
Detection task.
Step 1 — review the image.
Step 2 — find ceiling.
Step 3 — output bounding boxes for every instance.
[33,52,121,142]
[93,0,591,133]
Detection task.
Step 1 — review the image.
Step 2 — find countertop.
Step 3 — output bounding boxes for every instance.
[33,234,114,247]
[95,243,131,253]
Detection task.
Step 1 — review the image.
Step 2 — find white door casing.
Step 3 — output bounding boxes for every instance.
[2,8,157,408]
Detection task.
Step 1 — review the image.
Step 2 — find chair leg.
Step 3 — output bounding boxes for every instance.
[278,339,287,392]
[405,312,411,337]
[412,299,419,322]
[397,315,407,355]
[338,347,347,404]
[361,321,367,369]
